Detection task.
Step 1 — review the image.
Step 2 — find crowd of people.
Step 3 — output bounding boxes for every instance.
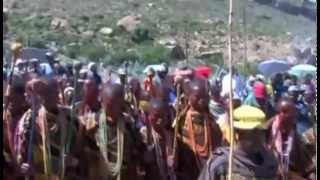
[3,45,316,180]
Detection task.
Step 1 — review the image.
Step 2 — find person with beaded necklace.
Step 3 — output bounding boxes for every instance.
[140,98,175,180]
[82,83,143,180]
[175,80,222,180]
[14,78,81,179]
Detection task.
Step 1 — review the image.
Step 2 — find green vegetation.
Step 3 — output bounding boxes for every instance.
[4,0,315,67]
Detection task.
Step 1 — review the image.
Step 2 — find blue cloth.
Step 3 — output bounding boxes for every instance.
[169,90,177,104]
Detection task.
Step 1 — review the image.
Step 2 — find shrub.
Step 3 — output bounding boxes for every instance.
[237,61,258,76]
[137,44,171,64]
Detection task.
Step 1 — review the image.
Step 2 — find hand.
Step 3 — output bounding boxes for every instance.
[136,166,146,177]
[167,155,176,170]
[20,163,33,175]
[65,155,79,167]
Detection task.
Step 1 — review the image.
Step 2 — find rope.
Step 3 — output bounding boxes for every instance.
[98,111,124,180]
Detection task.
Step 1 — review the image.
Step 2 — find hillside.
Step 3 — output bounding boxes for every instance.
[3,0,317,69]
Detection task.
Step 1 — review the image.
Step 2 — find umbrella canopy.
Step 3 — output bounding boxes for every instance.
[258,59,290,77]
[5,47,54,63]
[195,66,212,78]
[288,64,316,78]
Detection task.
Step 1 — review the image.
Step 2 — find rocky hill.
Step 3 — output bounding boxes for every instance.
[3,0,316,69]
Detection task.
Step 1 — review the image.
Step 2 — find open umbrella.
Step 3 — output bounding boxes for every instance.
[258,59,290,77]
[195,66,212,78]
[288,64,316,78]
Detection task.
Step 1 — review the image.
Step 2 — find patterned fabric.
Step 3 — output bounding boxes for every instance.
[14,106,79,178]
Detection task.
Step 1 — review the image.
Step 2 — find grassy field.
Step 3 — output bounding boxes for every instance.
[4,0,316,69]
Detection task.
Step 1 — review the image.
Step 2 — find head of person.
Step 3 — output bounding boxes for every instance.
[303,74,313,85]
[25,78,59,112]
[211,80,222,99]
[302,85,315,104]
[45,52,55,65]
[101,83,125,121]
[117,68,127,84]
[231,66,238,76]
[291,75,298,85]
[29,58,40,73]
[149,98,166,133]
[188,80,209,112]
[234,105,267,153]
[253,81,267,107]
[158,63,169,79]
[128,77,141,100]
[63,87,74,106]
[287,85,301,102]
[83,74,99,106]
[147,68,155,79]
[88,62,97,74]
[272,73,283,85]
[16,59,25,71]
[225,96,241,111]
[7,75,28,116]
[79,68,88,80]
[247,76,256,88]
[276,97,297,130]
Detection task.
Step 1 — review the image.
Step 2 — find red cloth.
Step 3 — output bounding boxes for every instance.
[195,66,212,79]
[254,81,267,99]
[144,78,156,96]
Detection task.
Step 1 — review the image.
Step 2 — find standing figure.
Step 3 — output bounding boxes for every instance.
[199,105,278,180]
[141,98,175,180]
[80,83,143,180]
[14,78,81,179]
[3,75,29,179]
[144,68,156,97]
[176,80,222,180]
[266,97,315,179]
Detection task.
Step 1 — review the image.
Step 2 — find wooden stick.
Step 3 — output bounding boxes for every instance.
[227,0,234,179]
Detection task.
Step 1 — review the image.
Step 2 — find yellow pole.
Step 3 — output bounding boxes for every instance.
[227,0,234,179]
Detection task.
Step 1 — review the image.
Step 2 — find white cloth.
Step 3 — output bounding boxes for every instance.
[221,73,244,99]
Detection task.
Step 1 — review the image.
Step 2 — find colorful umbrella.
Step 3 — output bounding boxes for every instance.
[195,66,212,78]
[288,64,316,78]
[258,59,290,77]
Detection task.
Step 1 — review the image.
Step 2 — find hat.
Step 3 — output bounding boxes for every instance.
[88,62,97,71]
[118,68,127,75]
[158,65,166,72]
[248,75,256,83]
[253,82,267,99]
[15,59,25,65]
[80,68,88,75]
[30,58,39,63]
[146,68,155,76]
[288,85,300,92]
[256,74,265,82]
[233,105,267,130]
[283,79,293,87]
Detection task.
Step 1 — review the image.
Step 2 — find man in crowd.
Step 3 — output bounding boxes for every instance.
[14,78,81,179]
[176,80,222,180]
[266,97,315,179]
[198,105,278,180]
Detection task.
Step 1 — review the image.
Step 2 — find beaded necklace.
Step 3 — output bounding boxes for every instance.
[97,111,124,180]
